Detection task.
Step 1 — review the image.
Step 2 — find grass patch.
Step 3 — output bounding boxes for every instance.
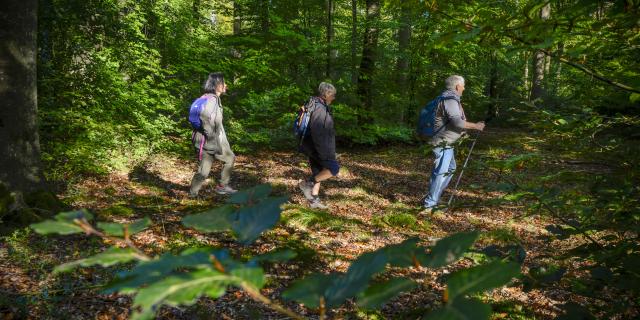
[281,205,363,232]
[372,212,428,232]
[99,205,135,218]
[481,227,521,245]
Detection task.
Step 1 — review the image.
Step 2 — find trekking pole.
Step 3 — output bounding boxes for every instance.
[446,131,481,209]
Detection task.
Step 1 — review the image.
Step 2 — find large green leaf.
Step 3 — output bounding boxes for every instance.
[385,237,422,268]
[31,210,96,235]
[423,298,491,320]
[181,205,235,232]
[446,260,520,301]
[250,248,297,264]
[131,269,233,320]
[228,184,272,204]
[357,278,417,309]
[282,273,335,308]
[54,247,144,273]
[106,250,213,294]
[419,231,479,268]
[325,250,388,307]
[230,267,266,289]
[30,220,84,235]
[97,217,151,237]
[232,197,287,244]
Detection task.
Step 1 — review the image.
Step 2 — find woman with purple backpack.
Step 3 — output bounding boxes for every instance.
[188,72,237,198]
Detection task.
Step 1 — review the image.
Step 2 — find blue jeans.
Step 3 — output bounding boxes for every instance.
[424,147,456,208]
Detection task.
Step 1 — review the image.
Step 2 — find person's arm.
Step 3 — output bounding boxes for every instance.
[443,100,484,131]
[200,96,219,137]
[464,121,485,131]
[309,104,335,160]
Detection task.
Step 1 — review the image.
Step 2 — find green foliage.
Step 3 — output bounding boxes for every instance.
[357,278,417,309]
[53,247,144,274]
[30,209,92,235]
[29,185,520,319]
[182,184,287,245]
[97,217,151,237]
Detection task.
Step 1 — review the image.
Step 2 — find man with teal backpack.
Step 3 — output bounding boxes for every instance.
[418,75,485,212]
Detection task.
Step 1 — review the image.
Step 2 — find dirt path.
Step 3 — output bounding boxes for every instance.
[0,128,619,319]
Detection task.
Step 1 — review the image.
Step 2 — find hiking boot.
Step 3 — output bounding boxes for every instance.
[215,184,238,195]
[298,180,314,201]
[309,196,328,210]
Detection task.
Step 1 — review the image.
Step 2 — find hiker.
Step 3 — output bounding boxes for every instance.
[188,72,237,197]
[423,75,485,212]
[298,82,339,209]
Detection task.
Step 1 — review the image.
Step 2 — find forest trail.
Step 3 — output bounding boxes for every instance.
[1,127,610,319]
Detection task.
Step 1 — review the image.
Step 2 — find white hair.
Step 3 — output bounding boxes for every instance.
[318,82,336,98]
[445,75,465,90]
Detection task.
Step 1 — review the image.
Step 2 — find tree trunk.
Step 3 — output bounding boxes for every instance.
[357,0,381,111]
[396,0,411,88]
[351,0,358,85]
[260,0,269,34]
[233,0,241,35]
[396,0,411,122]
[523,51,529,97]
[326,0,336,79]
[487,51,499,119]
[0,0,45,193]
[530,3,550,101]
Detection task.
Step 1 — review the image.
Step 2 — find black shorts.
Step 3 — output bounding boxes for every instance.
[309,156,340,177]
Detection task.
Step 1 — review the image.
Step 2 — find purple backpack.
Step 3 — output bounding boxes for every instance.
[188,94,213,132]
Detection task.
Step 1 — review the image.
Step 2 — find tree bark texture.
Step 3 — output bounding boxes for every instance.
[326,0,336,79]
[357,0,380,111]
[396,0,411,88]
[351,0,358,85]
[0,0,44,193]
[233,0,241,35]
[530,3,550,101]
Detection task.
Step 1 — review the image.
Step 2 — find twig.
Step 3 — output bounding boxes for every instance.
[241,283,305,320]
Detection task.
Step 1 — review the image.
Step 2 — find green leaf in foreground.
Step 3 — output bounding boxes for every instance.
[181,205,234,232]
[97,217,151,237]
[30,220,84,235]
[131,269,232,320]
[446,260,521,301]
[282,273,335,308]
[423,298,491,320]
[228,184,272,204]
[357,278,417,309]
[419,231,479,268]
[250,248,297,264]
[54,247,144,273]
[232,197,287,244]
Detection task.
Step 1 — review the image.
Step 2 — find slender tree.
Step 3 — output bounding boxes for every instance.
[530,3,550,101]
[233,0,241,35]
[351,0,358,85]
[357,0,381,111]
[326,0,336,79]
[0,0,44,193]
[396,0,411,88]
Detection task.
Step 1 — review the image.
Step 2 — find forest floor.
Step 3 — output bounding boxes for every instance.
[0,127,634,319]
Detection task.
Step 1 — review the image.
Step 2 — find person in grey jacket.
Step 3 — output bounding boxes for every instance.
[189,72,237,197]
[298,82,339,209]
[423,75,485,211]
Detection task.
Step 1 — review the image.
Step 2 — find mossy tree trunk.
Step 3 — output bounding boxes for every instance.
[0,0,45,194]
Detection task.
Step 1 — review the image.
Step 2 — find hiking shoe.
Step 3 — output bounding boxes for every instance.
[298,180,314,201]
[309,197,328,210]
[215,184,238,195]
